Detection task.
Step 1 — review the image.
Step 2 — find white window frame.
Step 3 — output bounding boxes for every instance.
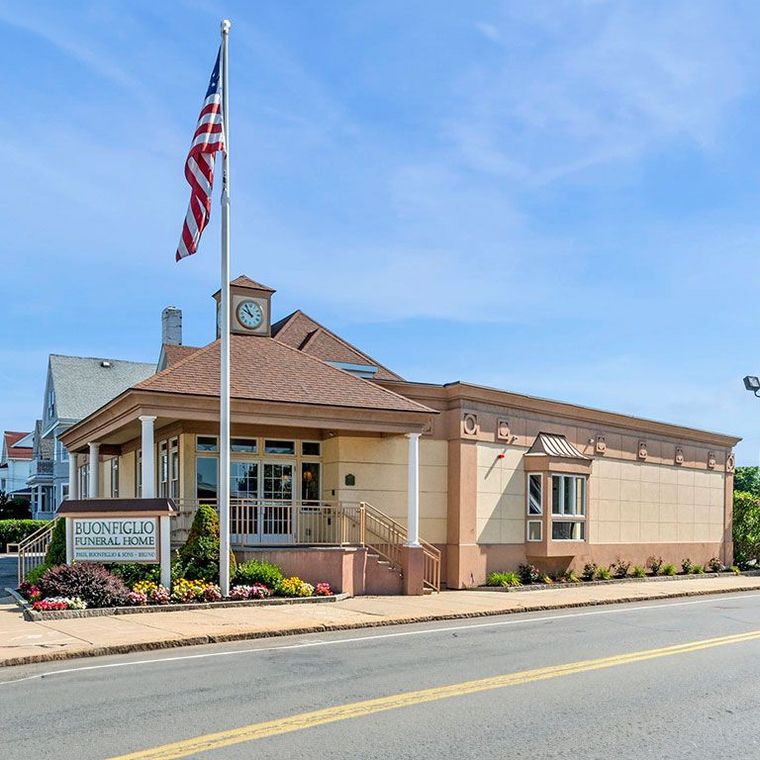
[526,520,543,542]
[110,457,119,498]
[550,473,587,542]
[527,473,543,516]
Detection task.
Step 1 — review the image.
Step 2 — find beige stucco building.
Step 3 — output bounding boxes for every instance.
[59,276,740,593]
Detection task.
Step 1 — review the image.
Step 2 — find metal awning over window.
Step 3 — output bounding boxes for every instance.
[526,432,590,460]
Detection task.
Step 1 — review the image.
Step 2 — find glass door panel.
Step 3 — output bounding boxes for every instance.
[262,463,293,541]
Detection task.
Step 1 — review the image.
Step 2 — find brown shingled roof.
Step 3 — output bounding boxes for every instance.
[134,335,430,414]
[161,344,201,367]
[4,431,32,460]
[272,310,402,381]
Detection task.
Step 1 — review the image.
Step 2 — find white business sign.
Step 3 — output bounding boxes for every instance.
[71,517,159,562]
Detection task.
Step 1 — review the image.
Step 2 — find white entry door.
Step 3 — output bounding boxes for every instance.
[261,462,294,542]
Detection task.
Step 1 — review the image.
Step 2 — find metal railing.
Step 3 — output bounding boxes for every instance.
[175,498,441,591]
[13,499,442,592]
[17,518,59,585]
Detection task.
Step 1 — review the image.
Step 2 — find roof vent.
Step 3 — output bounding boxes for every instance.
[100,360,112,368]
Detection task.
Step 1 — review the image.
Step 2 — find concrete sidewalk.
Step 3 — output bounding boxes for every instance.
[3,575,760,668]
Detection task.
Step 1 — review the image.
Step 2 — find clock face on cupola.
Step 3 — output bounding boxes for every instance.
[213,275,275,337]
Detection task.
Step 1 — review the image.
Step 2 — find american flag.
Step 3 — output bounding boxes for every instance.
[176,49,225,262]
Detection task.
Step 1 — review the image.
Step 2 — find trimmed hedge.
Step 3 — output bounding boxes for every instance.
[0,519,47,552]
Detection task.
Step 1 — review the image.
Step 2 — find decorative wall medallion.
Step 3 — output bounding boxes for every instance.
[496,418,511,441]
[675,447,684,465]
[422,416,434,436]
[344,473,356,487]
[595,435,607,454]
[707,451,716,470]
[638,441,648,460]
[462,412,479,437]
[726,453,735,473]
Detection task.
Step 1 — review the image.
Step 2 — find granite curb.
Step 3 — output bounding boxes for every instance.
[3,583,760,669]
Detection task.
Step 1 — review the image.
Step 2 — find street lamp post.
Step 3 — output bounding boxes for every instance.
[743,376,760,397]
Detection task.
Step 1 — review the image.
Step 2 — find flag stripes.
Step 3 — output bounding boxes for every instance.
[176,49,225,262]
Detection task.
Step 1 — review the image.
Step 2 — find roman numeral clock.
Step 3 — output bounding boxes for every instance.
[213,276,275,338]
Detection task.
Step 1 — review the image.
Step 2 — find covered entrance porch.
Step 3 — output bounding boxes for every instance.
[58,388,441,593]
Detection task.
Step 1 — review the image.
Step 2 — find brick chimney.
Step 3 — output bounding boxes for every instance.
[161,307,182,346]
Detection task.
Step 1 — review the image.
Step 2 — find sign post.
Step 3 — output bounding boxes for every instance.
[59,499,176,588]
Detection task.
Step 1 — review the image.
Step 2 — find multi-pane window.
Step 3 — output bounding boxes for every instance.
[110,458,119,498]
[550,474,587,541]
[159,438,179,498]
[230,461,258,498]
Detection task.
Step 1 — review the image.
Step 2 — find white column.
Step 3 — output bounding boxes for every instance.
[406,432,421,546]
[139,415,157,498]
[160,515,171,588]
[68,453,78,500]
[88,442,100,499]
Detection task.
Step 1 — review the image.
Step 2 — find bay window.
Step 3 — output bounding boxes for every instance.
[550,474,586,541]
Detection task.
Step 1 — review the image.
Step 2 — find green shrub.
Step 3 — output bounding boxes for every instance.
[177,505,236,582]
[518,563,541,585]
[233,559,284,589]
[25,562,51,586]
[486,571,521,588]
[730,565,741,575]
[581,562,597,581]
[707,557,724,573]
[631,565,646,578]
[0,519,48,551]
[646,555,664,575]
[733,490,760,564]
[612,558,631,578]
[109,563,161,586]
[595,566,612,581]
[681,558,693,575]
[691,564,705,574]
[563,569,580,583]
[662,563,677,576]
[46,518,67,566]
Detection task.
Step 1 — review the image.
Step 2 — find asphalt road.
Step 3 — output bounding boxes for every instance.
[3,591,760,759]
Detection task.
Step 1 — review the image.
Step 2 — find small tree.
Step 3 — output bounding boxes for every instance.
[735,467,760,498]
[733,490,760,565]
[46,517,67,566]
[178,504,236,582]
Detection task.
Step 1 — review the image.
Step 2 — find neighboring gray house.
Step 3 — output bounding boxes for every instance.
[29,354,155,518]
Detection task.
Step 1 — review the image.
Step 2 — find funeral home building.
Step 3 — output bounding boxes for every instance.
[58,276,740,593]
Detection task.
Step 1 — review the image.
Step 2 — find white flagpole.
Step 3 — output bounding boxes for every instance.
[219,18,232,596]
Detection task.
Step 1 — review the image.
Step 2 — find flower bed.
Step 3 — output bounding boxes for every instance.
[15,562,338,620]
[475,557,745,592]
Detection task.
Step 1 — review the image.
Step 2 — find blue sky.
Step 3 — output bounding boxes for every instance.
[2,0,760,462]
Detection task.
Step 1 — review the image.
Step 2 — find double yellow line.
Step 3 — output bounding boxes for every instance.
[110,628,760,759]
